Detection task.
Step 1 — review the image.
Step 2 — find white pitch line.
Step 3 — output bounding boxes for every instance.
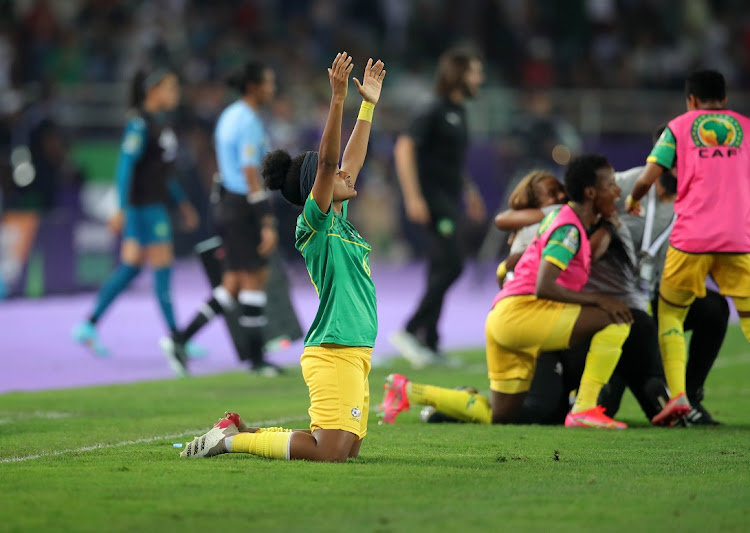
[0,416,304,464]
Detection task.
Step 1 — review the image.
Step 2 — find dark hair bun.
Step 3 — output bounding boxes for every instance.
[262,149,292,191]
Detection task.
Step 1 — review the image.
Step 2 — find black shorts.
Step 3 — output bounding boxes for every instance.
[213,192,268,271]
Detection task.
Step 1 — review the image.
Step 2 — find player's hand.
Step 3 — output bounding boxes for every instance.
[405,195,431,225]
[353,58,386,105]
[594,294,634,324]
[108,210,124,235]
[328,52,353,103]
[224,412,250,432]
[465,188,486,223]
[179,203,199,232]
[257,226,278,257]
[625,195,641,216]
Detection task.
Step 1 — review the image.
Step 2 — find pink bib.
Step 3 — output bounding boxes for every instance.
[494,204,591,307]
[668,109,750,253]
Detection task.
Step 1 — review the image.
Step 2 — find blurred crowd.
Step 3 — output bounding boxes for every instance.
[2,0,750,91]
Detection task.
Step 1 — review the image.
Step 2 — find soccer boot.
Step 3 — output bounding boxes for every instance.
[680,402,720,426]
[71,321,109,357]
[181,417,239,458]
[651,392,691,426]
[185,341,209,359]
[565,405,627,429]
[379,373,411,424]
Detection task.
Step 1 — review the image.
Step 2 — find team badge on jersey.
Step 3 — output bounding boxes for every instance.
[691,114,743,148]
[561,226,580,253]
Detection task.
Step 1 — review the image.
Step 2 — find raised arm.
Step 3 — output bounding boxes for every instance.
[340,58,386,187]
[311,52,353,213]
[626,162,664,214]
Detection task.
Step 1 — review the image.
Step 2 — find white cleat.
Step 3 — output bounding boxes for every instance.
[180,423,238,458]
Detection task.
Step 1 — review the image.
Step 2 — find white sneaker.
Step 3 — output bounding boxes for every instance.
[389,330,433,369]
[180,423,238,458]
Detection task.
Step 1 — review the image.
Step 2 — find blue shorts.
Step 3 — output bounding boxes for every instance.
[123,204,172,245]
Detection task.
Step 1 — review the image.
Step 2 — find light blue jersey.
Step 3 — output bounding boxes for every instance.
[214,100,268,195]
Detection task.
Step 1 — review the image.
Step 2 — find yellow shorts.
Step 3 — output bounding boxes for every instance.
[300,345,371,439]
[486,295,581,394]
[661,247,750,303]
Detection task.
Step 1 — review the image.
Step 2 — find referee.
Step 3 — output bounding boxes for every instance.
[390,47,486,366]
[170,62,280,375]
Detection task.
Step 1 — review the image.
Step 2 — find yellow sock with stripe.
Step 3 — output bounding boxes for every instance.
[572,323,630,413]
[657,297,691,397]
[229,430,292,459]
[734,297,750,342]
[407,383,491,424]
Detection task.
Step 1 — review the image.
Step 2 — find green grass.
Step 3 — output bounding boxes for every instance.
[2,326,750,533]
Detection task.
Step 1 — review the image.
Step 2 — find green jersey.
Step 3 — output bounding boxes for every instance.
[295,194,377,347]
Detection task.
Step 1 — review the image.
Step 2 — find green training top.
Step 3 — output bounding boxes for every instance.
[646,126,677,168]
[295,194,378,347]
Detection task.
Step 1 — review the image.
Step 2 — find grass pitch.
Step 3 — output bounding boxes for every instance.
[1,326,749,533]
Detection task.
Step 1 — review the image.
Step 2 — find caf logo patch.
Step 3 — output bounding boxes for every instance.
[691,114,743,148]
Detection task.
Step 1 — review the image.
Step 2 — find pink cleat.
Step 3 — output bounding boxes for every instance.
[565,405,627,429]
[379,373,411,424]
[651,393,691,426]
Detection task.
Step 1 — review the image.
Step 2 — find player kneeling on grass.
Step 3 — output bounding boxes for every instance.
[181,52,386,462]
[380,154,635,429]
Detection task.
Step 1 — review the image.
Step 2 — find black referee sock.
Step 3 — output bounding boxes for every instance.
[238,290,268,366]
[180,286,235,343]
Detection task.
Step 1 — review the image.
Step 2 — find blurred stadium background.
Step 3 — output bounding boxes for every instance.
[1,0,749,387]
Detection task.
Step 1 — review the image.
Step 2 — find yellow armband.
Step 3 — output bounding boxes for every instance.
[496,260,508,280]
[358,101,375,122]
[625,194,640,211]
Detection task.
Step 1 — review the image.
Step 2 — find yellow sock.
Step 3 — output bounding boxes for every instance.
[658,297,691,397]
[733,297,750,342]
[230,430,292,460]
[408,383,491,424]
[572,323,630,413]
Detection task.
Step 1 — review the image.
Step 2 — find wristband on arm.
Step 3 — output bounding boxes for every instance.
[625,194,640,212]
[358,101,375,122]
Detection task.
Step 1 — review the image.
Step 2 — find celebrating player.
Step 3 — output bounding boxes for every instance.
[381,154,634,429]
[181,52,386,462]
[626,70,750,425]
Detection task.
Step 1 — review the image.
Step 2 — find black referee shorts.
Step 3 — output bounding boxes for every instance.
[213,191,268,272]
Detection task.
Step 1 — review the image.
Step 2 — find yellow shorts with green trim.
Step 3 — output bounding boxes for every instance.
[486,295,581,394]
[300,345,371,439]
[661,246,750,302]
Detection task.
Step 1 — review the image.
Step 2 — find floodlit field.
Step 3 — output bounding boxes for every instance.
[2,326,749,533]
